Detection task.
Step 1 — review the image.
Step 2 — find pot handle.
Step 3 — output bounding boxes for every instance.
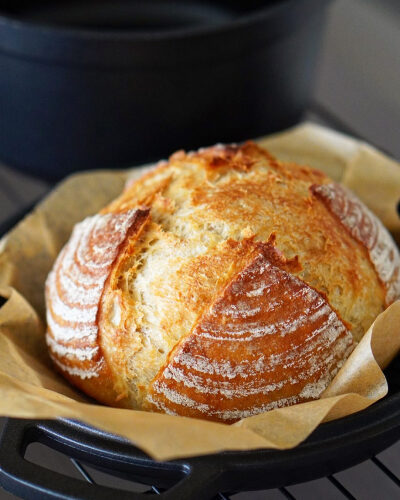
[0,418,223,500]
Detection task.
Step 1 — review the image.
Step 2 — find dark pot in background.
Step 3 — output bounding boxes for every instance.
[0,0,331,180]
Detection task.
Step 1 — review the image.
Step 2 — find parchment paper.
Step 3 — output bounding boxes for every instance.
[0,122,399,461]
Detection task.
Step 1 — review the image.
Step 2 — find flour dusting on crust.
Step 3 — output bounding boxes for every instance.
[148,246,354,422]
[311,183,400,305]
[46,209,148,379]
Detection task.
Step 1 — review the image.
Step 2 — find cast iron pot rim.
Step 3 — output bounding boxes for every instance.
[0,0,327,42]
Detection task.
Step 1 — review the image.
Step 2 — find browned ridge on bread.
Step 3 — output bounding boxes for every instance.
[45,142,400,422]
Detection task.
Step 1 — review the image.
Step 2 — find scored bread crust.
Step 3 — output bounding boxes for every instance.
[45,142,400,422]
[146,238,354,422]
[45,208,150,406]
[311,183,400,306]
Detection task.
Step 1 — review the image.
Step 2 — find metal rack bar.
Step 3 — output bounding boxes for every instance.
[371,457,400,488]
[149,485,162,495]
[327,476,357,500]
[70,458,95,484]
[279,487,296,499]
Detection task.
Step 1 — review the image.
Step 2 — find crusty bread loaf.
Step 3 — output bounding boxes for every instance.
[45,142,400,422]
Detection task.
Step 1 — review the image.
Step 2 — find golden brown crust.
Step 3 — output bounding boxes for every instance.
[189,141,273,172]
[146,239,353,422]
[45,141,397,420]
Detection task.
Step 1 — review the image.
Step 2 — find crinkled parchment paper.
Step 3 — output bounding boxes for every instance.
[0,123,399,461]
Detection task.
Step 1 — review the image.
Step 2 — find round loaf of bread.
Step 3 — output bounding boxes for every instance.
[45,142,400,422]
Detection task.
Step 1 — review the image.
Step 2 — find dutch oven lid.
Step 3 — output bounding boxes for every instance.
[0,0,331,67]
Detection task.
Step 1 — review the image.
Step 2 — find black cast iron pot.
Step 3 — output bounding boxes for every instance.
[0,0,331,180]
